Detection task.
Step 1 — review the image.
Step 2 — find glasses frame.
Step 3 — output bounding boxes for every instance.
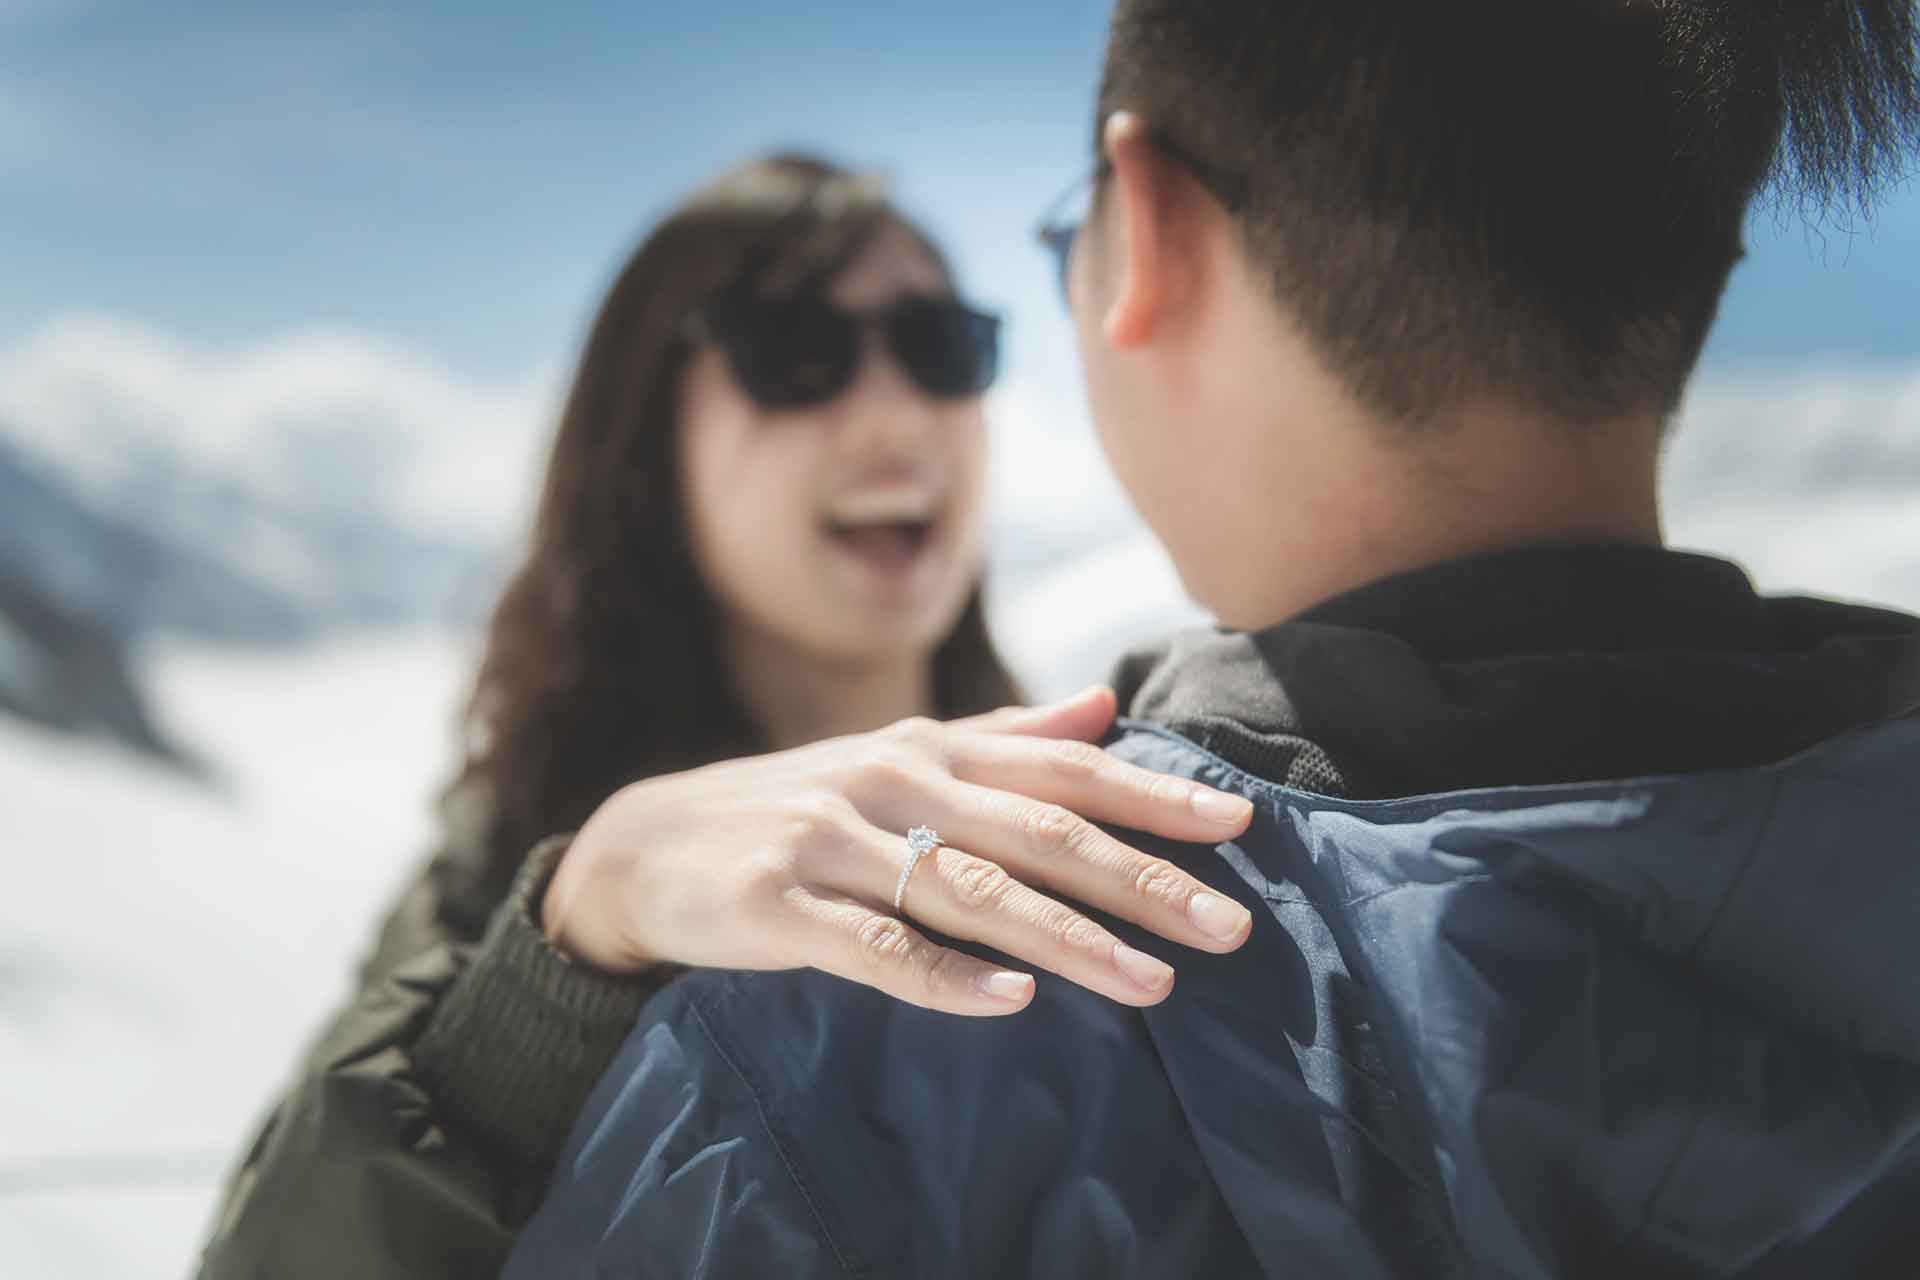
[1033,132,1248,304]
[1035,162,1109,300]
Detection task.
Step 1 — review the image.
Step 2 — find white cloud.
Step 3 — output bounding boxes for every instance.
[0,312,561,544]
[1666,368,1920,611]
[2,309,1916,635]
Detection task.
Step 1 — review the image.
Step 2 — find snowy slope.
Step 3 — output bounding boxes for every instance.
[0,630,475,1279]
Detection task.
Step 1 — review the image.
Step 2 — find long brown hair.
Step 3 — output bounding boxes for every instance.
[438,153,1021,922]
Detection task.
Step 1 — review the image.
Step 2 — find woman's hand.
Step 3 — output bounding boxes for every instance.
[542,685,1257,1015]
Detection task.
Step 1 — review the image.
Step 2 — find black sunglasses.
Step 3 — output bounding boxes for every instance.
[694,292,1001,411]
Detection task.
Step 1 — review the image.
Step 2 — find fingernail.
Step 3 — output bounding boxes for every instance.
[1113,942,1175,992]
[979,970,1035,1004]
[1189,892,1253,942]
[1191,788,1253,825]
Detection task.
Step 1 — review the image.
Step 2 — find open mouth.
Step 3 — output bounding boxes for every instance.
[822,484,945,581]
[824,517,937,568]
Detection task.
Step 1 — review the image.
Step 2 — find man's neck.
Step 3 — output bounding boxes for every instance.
[722,618,936,752]
[1222,395,1667,631]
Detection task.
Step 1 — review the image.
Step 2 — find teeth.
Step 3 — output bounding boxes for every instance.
[827,489,938,527]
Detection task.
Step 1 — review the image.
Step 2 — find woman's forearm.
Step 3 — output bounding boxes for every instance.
[413,837,683,1168]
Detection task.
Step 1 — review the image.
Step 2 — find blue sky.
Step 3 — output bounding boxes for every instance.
[1,2,1108,386]
[4,0,1917,391]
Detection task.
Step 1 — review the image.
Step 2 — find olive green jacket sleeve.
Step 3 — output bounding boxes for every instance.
[196,835,682,1280]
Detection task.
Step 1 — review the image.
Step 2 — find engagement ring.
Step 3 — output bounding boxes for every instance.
[893,825,944,913]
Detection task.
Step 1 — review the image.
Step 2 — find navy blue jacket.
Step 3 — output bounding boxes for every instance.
[507,712,1920,1278]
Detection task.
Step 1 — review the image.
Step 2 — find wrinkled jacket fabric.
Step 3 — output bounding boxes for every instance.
[509,714,1920,1278]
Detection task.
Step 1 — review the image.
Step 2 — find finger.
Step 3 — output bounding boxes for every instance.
[801,820,1183,1006]
[948,685,1118,742]
[912,779,1254,955]
[878,840,1183,1007]
[947,732,1254,844]
[793,888,1038,1017]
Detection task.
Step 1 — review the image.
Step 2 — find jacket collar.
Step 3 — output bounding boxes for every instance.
[1113,545,1920,798]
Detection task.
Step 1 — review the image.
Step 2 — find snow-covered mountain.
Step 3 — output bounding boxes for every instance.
[0,424,504,758]
[0,557,194,765]
[0,315,548,752]
[0,432,314,646]
[0,423,508,645]
[0,312,550,639]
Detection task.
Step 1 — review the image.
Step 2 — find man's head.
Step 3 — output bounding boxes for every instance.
[1065,0,1920,629]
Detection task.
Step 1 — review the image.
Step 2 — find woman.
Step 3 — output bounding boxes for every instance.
[198,153,1254,1278]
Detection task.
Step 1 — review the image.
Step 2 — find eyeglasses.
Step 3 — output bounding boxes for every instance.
[695,293,1002,411]
[1033,137,1247,303]
[1034,162,1108,301]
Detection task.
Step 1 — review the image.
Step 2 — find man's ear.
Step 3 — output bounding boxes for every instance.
[1099,112,1200,351]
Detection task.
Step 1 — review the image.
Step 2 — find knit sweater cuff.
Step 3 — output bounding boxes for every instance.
[415,834,683,1173]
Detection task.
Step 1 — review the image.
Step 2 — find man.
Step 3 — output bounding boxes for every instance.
[509,3,1920,1275]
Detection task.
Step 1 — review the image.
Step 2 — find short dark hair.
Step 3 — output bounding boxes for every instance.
[1100,1,1920,427]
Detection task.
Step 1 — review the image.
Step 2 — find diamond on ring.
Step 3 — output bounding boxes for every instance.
[894,826,944,913]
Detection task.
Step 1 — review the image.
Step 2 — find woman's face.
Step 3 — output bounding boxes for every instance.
[678,226,989,668]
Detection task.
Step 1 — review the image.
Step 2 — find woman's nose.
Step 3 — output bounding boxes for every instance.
[839,335,939,453]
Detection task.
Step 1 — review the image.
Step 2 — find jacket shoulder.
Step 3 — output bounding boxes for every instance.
[516,958,1262,1280]
[507,974,856,1278]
